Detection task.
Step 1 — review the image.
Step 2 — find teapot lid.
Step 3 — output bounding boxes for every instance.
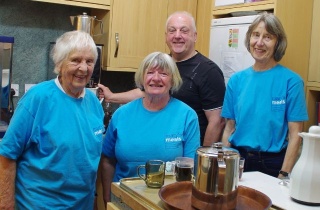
[197,142,239,157]
[78,12,95,18]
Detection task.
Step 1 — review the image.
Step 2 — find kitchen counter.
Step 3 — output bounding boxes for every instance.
[107,172,319,210]
[240,172,319,210]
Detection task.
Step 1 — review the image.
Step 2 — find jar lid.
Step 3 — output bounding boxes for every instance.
[197,145,239,157]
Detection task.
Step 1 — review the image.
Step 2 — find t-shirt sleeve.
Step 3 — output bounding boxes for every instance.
[183,110,200,158]
[221,75,235,119]
[0,101,34,160]
[286,78,308,121]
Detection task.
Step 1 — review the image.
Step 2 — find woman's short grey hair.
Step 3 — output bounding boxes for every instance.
[134,52,182,93]
[51,30,98,74]
[245,12,287,62]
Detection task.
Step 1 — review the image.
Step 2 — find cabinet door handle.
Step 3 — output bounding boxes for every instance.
[114,33,119,57]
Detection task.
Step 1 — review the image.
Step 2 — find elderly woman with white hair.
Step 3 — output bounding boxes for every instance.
[100,52,200,204]
[0,30,104,209]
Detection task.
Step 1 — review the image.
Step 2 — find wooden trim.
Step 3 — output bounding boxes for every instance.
[31,0,111,10]
[111,183,158,210]
[212,0,274,16]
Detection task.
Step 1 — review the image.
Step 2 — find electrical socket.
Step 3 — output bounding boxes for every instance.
[11,84,19,96]
[25,84,36,93]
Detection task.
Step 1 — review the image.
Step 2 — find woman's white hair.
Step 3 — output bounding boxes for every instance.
[51,30,98,74]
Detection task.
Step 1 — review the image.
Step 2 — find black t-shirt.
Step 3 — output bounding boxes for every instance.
[172,52,225,145]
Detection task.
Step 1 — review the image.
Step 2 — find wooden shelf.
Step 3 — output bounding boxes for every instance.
[213,0,274,16]
[307,82,320,88]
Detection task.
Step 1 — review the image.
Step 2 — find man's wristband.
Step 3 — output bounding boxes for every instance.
[279,170,289,177]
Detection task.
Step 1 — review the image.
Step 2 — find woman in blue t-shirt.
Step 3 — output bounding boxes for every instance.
[100,52,200,203]
[221,12,308,178]
[0,31,104,209]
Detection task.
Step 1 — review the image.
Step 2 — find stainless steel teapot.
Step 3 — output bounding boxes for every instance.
[192,143,240,209]
[70,12,103,37]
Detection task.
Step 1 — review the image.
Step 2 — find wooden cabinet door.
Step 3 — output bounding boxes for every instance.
[308,0,320,83]
[167,0,197,15]
[166,0,198,53]
[275,0,313,85]
[108,0,168,70]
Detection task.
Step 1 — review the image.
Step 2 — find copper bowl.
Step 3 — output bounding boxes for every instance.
[191,185,237,209]
[159,182,272,210]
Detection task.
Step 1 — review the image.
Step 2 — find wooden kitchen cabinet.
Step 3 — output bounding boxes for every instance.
[31,0,110,10]
[305,0,320,130]
[93,0,197,72]
[33,0,206,72]
[211,0,314,131]
[307,0,320,85]
[103,0,168,71]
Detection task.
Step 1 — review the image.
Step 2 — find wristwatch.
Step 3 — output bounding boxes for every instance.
[279,170,289,177]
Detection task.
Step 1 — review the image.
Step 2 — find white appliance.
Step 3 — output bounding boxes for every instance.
[209,15,258,84]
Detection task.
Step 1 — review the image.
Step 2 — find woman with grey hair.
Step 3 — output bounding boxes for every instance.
[100,52,200,203]
[0,30,104,209]
[221,12,308,178]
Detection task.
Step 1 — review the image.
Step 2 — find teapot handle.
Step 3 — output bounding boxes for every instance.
[93,18,104,36]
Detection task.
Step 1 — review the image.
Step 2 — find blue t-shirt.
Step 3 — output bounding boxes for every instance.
[0,80,105,209]
[102,97,200,182]
[221,64,308,152]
